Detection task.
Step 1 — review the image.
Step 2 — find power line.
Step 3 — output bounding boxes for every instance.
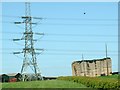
[1,48,118,53]
[1,32,118,37]
[38,23,117,26]
[1,15,21,18]
[45,33,118,37]
[0,52,118,56]
[44,18,118,21]
[37,40,118,43]
[0,39,118,43]
[1,15,118,21]
[41,53,118,56]
[2,21,117,26]
[45,49,118,53]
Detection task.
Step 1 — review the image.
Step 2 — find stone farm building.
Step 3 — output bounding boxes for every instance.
[72,57,112,77]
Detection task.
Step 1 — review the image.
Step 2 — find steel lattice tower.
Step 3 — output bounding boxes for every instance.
[18,2,42,81]
[21,2,41,81]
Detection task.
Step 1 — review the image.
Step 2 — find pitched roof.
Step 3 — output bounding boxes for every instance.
[6,73,18,76]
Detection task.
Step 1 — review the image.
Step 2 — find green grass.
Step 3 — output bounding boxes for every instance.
[2,80,87,88]
[3,75,118,88]
[0,83,2,90]
[98,74,119,79]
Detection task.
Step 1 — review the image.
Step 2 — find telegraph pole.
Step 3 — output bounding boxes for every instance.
[105,43,109,76]
[13,2,43,81]
[105,43,108,58]
[82,54,86,76]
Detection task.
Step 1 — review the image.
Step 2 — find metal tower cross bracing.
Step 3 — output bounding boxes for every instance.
[21,2,42,81]
[13,2,43,81]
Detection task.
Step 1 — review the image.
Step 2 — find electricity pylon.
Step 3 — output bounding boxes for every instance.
[13,2,43,81]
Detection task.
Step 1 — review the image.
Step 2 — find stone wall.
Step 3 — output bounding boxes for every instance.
[72,58,112,77]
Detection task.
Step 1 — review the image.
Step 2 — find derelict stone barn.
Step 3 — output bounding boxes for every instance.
[72,57,112,77]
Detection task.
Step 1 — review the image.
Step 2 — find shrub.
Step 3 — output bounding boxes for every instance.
[57,76,119,89]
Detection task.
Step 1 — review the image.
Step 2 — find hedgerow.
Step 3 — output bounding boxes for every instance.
[57,76,120,89]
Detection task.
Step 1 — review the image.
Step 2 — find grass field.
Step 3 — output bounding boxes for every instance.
[2,75,119,88]
[2,80,87,88]
[98,74,119,79]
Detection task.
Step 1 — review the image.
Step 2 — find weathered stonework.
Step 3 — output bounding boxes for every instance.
[72,58,112,77]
